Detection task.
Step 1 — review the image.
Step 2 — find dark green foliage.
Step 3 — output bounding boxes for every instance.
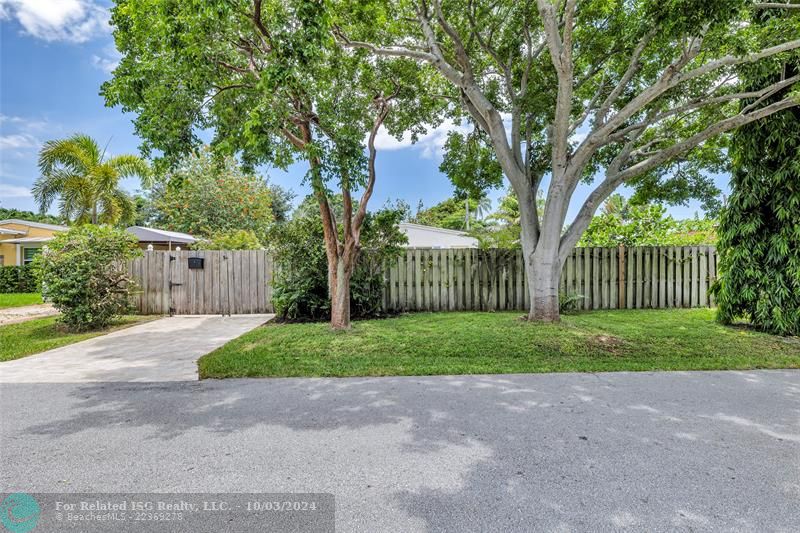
[0,266,39,293]
[440,130,503,200]
[714,107,800,335]
[715,18,800,336]
[36,225,142,331]
[268,202,407,320]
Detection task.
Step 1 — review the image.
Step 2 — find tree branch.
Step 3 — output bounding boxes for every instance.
[595,27,658,125]
[616,96,799,181]
[560,96,799,256]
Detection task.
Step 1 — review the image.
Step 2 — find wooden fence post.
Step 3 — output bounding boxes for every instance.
[618,244,626,309]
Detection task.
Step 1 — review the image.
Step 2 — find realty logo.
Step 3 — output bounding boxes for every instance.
[0,493,40,533]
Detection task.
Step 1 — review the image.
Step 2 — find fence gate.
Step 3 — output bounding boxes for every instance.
[128,250,274,315]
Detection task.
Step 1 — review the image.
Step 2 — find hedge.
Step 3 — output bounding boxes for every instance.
[0,265,39,293]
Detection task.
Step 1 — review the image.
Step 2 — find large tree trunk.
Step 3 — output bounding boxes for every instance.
[326,244,358,330]
[329,257,353,330]
[527,244,562,322]
[520,219,563,322]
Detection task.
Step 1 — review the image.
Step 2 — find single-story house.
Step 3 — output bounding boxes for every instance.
[126,226,197,251]
[0,219,68,266]
[399,222,478,249]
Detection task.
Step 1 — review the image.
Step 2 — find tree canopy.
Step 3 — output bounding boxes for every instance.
[412,196,490,230]
[334,0,800,320]
[0,208,63,226]
[103,0,442,329]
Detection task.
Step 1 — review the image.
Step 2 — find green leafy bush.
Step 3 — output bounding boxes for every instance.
[152,148,275,242]
[194,229,263,250]
[37,225,142,331]
[579,203,717,247]
[0,265,39,293]
[268,204,406,321]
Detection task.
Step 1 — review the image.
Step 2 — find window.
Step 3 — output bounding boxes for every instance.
[0,255,4,266]
[23,247,41,265]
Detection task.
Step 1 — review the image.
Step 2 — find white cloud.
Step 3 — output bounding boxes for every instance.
[0,133,38,150]
[0,114,51,157]
[91,43,120,74]
[0,184,32,198]
[91,53,118,73]
[0,114,48,131]
[373,120,473,159]
[0,0,109,42]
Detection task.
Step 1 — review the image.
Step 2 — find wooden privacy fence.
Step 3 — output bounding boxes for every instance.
[127,250,274,315]
[382,246,719,312]
[128,246,717,315]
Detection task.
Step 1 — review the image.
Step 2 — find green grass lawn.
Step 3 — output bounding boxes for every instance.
[199,309,800,378]
[0,315,151,362]
[0,293,43,309]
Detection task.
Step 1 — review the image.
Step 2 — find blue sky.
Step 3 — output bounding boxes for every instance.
[1,0,724,221]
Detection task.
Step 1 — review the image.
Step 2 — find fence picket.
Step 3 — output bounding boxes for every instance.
[691,246,700,307]
[699,246,708,307]
[130,246,719,315]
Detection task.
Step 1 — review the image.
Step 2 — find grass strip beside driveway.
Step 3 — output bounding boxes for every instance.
[0,293,43,309]
[0,315,152,362]
[199,309,800,378]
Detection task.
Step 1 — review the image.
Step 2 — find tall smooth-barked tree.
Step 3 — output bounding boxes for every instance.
[103,0,439,329]
[334,0,800,321]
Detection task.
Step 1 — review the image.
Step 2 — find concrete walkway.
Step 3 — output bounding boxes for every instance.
[0,302,58,325]
[0,314,272,382]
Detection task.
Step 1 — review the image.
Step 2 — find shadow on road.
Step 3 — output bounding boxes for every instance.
[4,370,800,530]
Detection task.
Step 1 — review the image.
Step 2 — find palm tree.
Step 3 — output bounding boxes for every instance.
[33,134,151,225]
[602,193,628,217]
[465,195,492,230]
[474,195,492,219]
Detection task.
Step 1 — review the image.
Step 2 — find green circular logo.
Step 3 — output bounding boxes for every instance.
[0,493,40,533]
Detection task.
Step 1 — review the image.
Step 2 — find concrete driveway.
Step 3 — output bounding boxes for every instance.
[0,314,272,382]
[1,370,798,531]
[0,303,58,325]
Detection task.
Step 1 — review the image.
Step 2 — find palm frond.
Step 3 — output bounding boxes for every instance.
[37,134,99,177]
[31,168,77,214]
[97,187,135,226]
[106,154,152,187]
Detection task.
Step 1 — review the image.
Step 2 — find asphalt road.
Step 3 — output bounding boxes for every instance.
[1,370,799,532]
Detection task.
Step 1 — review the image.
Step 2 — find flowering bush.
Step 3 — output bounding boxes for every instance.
[153,148,274,242]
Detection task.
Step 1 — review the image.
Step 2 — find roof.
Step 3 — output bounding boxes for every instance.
[399,222,479,249]
[0,219,68,232]
[399,222,473,236]
[1,236,55,244]
[126,226,197,244]
[0,227,26,235]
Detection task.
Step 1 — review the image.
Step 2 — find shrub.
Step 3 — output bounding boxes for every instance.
[268,205,406,321]
[37,225,142,331]
[0,265,39,293]
[713,46,800,336]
